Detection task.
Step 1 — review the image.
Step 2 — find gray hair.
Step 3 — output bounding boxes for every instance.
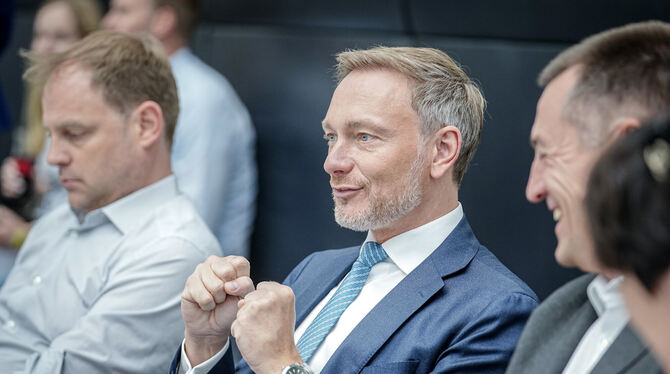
[539,21,670,146]
[336,46,486,184]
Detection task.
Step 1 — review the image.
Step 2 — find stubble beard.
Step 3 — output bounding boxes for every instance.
[333,153,424,232]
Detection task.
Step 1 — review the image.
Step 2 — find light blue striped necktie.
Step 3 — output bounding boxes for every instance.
[296,241,388,362]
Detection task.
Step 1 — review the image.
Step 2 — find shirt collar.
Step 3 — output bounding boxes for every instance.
[68,175,179,234]
[587,274,626,317]
[364,203,464,275]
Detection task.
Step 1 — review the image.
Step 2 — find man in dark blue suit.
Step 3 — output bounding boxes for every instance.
[172,46,538,374]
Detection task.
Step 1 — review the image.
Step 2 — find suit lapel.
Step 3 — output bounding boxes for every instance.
[591,325,653,374]
[292,247,359,327]
[321,217,479,374]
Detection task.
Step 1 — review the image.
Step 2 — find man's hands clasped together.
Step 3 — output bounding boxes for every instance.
[181,256,304,373]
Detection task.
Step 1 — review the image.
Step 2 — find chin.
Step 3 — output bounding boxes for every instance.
[554,244,578,269]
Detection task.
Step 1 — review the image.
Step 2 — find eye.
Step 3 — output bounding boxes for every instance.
[359,133,374,142]
[323,133,337,144]
[66,130,83,139]
[63,128,88,142]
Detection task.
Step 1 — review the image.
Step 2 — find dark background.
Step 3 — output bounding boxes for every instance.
[2,0,669,300]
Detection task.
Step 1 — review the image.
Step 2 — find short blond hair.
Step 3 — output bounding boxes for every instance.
[23,30,179,145]
[539,21,670,145]
[336,46,485,184]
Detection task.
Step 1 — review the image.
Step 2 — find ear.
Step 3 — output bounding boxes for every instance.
[149,6,178,39]
[608,117,642,143]
[130,101,165,149]
[429,125,462,180]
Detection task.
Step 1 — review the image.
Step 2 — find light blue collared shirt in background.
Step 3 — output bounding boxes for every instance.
[170,48,257,258]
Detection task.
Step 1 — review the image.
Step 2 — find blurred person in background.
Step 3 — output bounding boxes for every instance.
[586,117,670,372]
[103,0,257,258]
[0,0,101,282]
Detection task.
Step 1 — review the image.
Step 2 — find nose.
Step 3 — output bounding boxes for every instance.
[525,157,547,203]
[323,140,353,176]
[46,138,71,167]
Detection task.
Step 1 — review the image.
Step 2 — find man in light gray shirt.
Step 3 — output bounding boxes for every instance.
[0,31,220,373]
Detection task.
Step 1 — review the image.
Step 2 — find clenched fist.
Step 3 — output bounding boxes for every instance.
[231,282,303,374]
[181,255,255,366]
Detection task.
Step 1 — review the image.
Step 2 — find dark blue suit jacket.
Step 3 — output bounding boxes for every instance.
[171,217,538,373]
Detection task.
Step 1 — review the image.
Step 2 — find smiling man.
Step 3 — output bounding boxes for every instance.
[505,21,670,374]
[170,46,538,374]
[0,31,220,373]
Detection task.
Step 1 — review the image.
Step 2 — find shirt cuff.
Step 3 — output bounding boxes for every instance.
[179,338,230,374]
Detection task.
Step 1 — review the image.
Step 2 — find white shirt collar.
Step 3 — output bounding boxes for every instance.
[587,274,626,317]
[69,175,179,233]
[364,203,464,275]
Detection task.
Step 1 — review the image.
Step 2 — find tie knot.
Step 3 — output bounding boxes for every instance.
[359,241,388,268]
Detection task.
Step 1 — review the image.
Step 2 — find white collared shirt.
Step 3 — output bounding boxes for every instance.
[181,204,464,374]
[562,275,629,374]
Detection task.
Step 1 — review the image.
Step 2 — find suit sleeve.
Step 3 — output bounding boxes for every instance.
[433,292,538,374]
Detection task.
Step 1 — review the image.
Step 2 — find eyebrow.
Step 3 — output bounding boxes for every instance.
[45,121,91,133]
[322,120,392,137]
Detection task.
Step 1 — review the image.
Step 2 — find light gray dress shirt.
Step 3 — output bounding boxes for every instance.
[170,48,257,258]
[0,175,221,373]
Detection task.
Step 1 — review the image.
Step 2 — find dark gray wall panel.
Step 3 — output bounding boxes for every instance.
[411,0,670,42]
[200,0,407,33]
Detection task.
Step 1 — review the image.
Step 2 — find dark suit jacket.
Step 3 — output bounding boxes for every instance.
[171,217,538,373]
[506,273,662,374]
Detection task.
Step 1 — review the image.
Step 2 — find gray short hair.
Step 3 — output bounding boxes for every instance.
[336,46,486,184]
[539,21,670,146]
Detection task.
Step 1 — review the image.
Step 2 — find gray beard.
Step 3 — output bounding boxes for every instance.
[333,153,424,232]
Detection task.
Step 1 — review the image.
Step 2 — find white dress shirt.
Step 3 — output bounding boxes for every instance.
[0,175,221,373]
[562,275,629,374]
[181,203,464,373]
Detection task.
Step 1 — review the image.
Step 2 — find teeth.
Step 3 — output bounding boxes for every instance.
[553,209,562,222]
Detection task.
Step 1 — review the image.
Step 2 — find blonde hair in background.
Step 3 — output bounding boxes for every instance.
[336,46,486,184]
[22,0,103,158]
